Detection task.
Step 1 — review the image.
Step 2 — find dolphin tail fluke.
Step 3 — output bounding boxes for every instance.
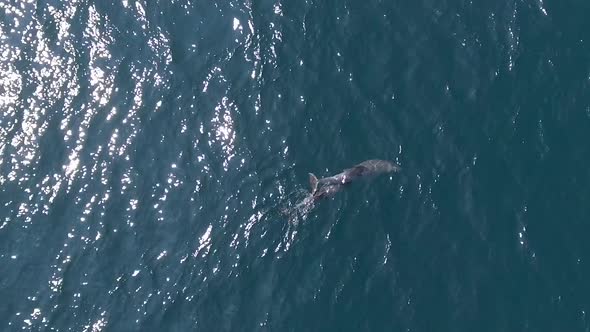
[309,173,319,194]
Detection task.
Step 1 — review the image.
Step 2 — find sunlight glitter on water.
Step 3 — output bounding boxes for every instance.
[1,1,72,204]
[195,224,213,258]
[211,97,236,171]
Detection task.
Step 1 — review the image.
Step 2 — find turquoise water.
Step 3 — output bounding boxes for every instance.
[1,0,590,331]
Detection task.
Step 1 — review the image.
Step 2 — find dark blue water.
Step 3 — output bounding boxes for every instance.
[1,0,590,331]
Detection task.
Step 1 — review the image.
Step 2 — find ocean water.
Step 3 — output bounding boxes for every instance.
[1,0,590,331]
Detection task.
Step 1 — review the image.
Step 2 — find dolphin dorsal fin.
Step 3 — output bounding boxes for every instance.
[309,173,319,194]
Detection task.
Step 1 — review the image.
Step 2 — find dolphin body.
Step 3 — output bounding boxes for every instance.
[284,160,400,221]
[308,159,400,201]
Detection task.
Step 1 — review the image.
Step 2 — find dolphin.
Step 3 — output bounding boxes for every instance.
[283,160,400,221]
[308,159,401,201]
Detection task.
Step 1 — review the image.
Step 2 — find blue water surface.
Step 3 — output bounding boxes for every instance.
[1,0,589,331]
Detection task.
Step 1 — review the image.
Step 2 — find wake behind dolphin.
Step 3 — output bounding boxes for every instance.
[284,159,401,221]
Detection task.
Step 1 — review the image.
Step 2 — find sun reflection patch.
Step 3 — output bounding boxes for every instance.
[86,5,115,107]
[194,224,213,258]
[212,97,236,171]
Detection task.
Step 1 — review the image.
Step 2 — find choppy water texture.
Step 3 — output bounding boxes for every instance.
[1,0,590,331]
